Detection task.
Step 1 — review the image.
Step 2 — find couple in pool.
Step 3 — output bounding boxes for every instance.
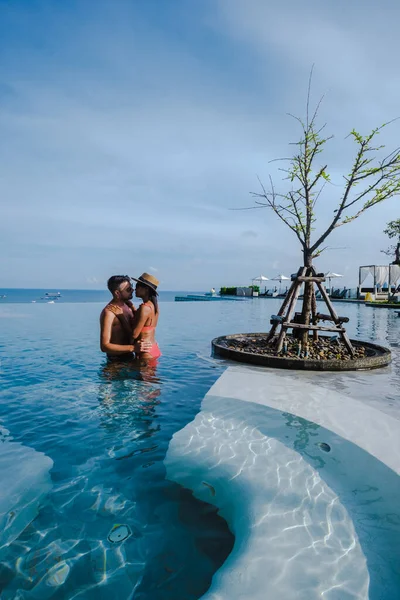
[100,273,161,364]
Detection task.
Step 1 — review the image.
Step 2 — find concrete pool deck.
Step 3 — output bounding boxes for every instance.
[165,366,400,599]
[205,366,400,475]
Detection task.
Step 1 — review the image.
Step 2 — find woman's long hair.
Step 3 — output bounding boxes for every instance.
[149,289,158,314]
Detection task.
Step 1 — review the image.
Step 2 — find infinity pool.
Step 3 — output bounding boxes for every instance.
[0,298,399,598]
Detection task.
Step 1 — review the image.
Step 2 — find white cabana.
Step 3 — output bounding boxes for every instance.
[390,264,400,287]
[358,264,400,298]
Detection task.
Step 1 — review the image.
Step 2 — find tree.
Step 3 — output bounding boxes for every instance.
[381,219,400,264]
[252,75,400,342]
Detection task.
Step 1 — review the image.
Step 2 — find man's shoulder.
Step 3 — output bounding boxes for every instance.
[100,303,118,319]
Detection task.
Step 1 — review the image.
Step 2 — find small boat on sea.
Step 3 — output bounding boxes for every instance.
[41,292,62,300]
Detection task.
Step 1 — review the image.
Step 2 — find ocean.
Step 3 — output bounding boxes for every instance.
[0,289,203,304]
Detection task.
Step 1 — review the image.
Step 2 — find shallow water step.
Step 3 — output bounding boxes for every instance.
[0,428,53,558]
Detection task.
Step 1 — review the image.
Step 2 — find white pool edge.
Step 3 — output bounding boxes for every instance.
[208,366,400,475]
[164,365,400,599]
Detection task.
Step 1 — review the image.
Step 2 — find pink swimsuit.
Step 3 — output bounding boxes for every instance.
[140,304,161,359]
[141,326,161,358]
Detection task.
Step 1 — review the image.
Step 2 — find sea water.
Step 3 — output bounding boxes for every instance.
[0,296,399,598]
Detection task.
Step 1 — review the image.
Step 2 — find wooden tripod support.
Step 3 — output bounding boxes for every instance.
[267,266,355,357]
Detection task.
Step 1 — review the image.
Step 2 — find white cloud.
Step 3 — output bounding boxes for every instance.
[0,0,398,289]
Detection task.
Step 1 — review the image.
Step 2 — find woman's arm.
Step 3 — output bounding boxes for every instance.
[100,309,134,354]
[132,304,151,340]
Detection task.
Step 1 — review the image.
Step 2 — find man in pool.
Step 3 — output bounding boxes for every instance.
[100,275,149,360]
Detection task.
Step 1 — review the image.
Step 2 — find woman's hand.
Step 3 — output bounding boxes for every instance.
[135,339,152,353]
[105,303,123,316]
[125,300,136,314]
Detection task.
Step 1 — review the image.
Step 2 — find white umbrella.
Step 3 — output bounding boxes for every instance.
[251,275,269,294]
[271,274,290,293]
[325,271,343,293]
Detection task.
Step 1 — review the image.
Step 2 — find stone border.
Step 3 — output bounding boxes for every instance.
[212,333,391,371]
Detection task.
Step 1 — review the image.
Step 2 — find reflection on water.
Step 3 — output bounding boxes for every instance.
[282,412,328,469]
[0,352,233,598]
[271,409,400,599]
[97,362,161,441]
[282,412,319,450]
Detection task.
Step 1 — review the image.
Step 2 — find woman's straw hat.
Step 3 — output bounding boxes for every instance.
[131,272,159,294]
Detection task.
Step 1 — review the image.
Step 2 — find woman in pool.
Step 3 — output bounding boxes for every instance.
[130,273,161,363]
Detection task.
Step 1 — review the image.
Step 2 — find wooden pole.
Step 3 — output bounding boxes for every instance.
[311,286,318,341]
[266,268,304,342]
[276,277,304,352]
[315,280,355,357]
[267,265,355,357]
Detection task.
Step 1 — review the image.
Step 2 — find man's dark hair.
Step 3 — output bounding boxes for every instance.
[107,275,130,294]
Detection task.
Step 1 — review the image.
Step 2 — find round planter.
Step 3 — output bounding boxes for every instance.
[365,302,400,309]
[211,333,391,371]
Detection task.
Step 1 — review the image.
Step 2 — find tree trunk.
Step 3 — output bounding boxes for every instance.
[311,287,318,341]
[392,242,400,265]
[300,251,313,344]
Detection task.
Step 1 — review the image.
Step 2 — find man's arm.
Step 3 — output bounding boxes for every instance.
[100,310,134,354]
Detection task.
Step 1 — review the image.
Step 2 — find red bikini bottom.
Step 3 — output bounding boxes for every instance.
[147,342,161,359]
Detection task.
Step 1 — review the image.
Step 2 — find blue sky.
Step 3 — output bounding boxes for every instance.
[1,0,399,290]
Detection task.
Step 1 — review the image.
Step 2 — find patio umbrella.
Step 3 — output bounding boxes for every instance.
[251,275,269,293]
[325,271,343,294]
[251,275,269,283]
[271,274,290,293]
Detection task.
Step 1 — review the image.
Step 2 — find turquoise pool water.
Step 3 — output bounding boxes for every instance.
[0,298,399,598]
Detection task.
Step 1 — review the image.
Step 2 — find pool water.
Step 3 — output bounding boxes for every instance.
[0,298,399,598]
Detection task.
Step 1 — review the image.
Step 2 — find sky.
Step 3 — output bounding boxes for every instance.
[0,0,399,290]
